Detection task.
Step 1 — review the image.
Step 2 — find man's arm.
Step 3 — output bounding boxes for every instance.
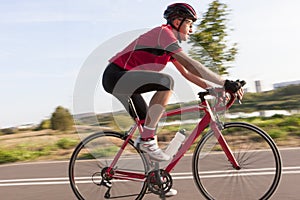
[172,51,225,86]
[172,60,212,88]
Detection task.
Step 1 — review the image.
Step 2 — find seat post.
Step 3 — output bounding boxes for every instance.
[128,98,140,121]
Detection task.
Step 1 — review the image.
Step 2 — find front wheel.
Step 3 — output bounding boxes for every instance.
[69,131,148,200]
[193,122,282,200]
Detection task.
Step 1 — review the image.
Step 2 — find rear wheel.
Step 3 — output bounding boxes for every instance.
[193,122,282,200]
[69,131,148,200]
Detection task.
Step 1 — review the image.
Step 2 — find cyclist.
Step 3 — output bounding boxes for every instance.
[103,3,243,162]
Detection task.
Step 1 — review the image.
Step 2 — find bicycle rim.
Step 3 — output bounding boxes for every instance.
[69,131,148,200]
[193,122,282,200]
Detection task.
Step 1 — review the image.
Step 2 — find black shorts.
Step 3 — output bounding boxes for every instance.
[102,63,174,120]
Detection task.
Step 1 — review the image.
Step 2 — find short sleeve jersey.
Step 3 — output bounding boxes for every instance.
[109,24,182,71]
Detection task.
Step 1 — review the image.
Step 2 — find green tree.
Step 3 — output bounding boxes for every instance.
[36,119,51,130]
[189,0,237,75]
[50,106,74,131]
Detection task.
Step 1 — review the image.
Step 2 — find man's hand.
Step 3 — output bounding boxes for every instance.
[224,79,246,100]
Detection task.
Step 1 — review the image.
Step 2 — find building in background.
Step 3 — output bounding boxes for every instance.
[273,80,300,89]
[255,80,262,93]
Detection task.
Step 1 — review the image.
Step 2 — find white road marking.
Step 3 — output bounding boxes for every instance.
[0,166,299,187]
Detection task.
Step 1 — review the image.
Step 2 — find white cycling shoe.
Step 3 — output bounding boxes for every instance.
[135,137,170,161]
[165,188,178,197]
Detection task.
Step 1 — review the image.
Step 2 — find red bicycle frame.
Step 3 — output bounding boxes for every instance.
[107,90,240,181]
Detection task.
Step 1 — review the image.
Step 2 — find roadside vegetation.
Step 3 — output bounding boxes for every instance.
[0,84,299,164]
[0,130,80,164]
[231,84,300,113]
[0,114,299,164]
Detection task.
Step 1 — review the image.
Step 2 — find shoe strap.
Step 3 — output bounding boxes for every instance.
[141,137,155,141]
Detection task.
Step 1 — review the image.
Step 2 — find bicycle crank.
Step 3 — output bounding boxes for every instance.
[146,169,172,199]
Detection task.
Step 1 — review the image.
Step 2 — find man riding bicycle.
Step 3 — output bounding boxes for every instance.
[103,2,243,164]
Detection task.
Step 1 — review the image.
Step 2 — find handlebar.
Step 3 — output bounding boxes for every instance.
[198,89,235,111]
[198,80,246,110]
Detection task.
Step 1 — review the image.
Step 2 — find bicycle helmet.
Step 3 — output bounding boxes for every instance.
[163,3,197,23]
[163,3,197,42]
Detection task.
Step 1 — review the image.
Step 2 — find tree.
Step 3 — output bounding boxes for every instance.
[36,119,51,130]
[50,106,74,131]
[189,0,237,75]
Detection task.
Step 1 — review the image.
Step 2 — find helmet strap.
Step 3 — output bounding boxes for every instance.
[168,17,186,43]
[177,17,186,43]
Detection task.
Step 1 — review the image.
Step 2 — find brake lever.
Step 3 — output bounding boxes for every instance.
[237,96,242,104]
[236,80,246,104]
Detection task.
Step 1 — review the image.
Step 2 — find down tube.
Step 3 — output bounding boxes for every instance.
[165,114,211,172]
[210,121,240,169]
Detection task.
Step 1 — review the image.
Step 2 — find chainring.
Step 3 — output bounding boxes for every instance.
[146,169,173,195]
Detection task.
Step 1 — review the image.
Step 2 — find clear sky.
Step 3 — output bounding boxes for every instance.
[1,0,300,128]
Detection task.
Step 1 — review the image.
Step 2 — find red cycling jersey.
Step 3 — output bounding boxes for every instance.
[109,24,182,71]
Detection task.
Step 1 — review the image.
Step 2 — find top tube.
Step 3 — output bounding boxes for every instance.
[131,87,239,127]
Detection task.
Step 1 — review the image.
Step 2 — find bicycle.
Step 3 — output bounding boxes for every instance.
[69,85,282,200]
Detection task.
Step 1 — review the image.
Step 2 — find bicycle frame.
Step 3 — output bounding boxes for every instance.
[107,90,240,181]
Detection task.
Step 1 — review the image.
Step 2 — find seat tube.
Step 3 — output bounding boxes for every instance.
[108,124,138,171]
[210,121,240,169]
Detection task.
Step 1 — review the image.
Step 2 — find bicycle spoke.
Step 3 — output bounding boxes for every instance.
[69,131,148,200]
[193,122,281,200]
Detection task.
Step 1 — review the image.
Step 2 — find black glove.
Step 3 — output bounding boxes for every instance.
[224,79,245,93]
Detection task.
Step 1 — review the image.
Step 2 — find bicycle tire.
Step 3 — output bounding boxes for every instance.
[69,131,148,200]
[192,122,282,200]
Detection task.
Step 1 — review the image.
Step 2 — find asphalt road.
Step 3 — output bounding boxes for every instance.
[0,148,299,200]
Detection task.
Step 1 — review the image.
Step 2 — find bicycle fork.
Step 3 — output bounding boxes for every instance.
[210,121,241,170]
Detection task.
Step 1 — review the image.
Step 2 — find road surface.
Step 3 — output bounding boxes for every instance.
[0,148,299,199]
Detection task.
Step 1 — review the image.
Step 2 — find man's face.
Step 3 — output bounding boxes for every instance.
[178,19,194,41]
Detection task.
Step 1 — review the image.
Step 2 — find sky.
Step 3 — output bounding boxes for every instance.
[1,0,300,128]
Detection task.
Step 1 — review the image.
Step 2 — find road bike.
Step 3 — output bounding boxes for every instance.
[69,86,282,200]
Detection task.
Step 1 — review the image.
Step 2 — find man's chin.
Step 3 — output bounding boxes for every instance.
[181,37,188,41]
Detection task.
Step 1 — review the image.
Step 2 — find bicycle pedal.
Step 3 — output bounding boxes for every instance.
[100,179,112,189]
[134,136,141,148]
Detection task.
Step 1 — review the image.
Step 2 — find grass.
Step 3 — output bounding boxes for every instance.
[231,114,300,136]
[0,129,81,164]
[79,146,119,159]
[0,146,53,164]
[56,138,78,149]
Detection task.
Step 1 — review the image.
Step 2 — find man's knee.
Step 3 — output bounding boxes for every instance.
[159,73,174,90]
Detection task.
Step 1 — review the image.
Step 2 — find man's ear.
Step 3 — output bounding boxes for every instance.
[172,19,181,29]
